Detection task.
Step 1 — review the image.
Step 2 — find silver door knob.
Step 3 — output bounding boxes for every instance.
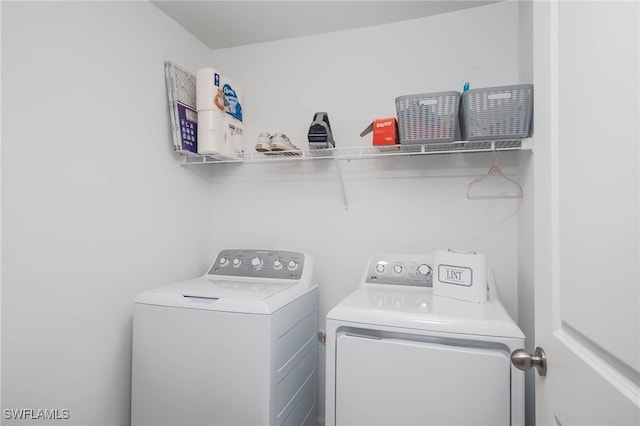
[511,346,547,376]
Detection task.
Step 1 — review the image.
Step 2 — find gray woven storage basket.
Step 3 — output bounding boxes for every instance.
[460,84,533,141]
[395,91,461,144]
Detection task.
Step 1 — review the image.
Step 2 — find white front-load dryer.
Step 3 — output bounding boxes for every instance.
[325,254,525,426]
[131,249,318,426]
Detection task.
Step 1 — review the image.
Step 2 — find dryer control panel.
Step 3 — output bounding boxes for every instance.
[365,255,433,287]
[206,249,306,280]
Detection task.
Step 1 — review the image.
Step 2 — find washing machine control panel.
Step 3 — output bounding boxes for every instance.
[365,255,433,287]
[207,249,305,280]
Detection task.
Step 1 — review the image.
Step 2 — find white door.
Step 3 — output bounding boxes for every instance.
[533,1,639,425]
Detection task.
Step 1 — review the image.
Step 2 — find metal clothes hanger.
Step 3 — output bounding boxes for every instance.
[466,148,523,199]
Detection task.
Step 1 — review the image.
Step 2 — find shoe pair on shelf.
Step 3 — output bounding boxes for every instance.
[255,133,300,152]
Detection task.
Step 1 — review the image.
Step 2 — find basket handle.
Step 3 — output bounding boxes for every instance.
[418,99,438,106]
[488,92,512,100]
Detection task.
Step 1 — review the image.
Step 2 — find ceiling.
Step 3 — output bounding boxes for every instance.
[151,1,501,50]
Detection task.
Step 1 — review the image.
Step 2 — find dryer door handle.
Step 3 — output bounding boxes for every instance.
[511,347,547,376]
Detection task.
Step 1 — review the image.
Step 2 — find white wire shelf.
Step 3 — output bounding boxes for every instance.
[181,138,532,165]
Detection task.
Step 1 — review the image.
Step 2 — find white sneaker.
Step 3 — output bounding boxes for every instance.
[270,133,300,151]
[255,133,272,152]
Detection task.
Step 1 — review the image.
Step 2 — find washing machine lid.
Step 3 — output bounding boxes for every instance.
[327,284,524,339]
[158,277,296,300]
[134,248,317,314]
[134,276,315,314]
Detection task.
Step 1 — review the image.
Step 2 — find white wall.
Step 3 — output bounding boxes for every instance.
[1,1,530,425]
[207,1,525,421]
[1,2,215,425]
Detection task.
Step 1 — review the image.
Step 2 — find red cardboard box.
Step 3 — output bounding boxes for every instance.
[360,118,399,145]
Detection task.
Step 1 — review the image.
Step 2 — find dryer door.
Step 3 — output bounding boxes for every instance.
[335,334,511,426]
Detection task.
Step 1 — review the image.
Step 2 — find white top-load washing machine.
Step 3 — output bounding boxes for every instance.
[325,254,525,426]
[131,249,318,426]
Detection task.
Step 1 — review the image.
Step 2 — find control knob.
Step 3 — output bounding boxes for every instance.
[273,260,283,270]
[287,260,299,271]
[250,257,264,271]
[416,264,433,279]
[219,257,229,267]
[232,258,242,268]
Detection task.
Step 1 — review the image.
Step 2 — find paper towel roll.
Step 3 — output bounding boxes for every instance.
[197,110,222,154]
[221,115,245,155]
[219,76,243,122]
[232,119,245,153]
[196,68,221,111]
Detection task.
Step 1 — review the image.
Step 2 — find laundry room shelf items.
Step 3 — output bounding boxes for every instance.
[181,138,532,165]
[460,85,534,141]
[395,91,462,144]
